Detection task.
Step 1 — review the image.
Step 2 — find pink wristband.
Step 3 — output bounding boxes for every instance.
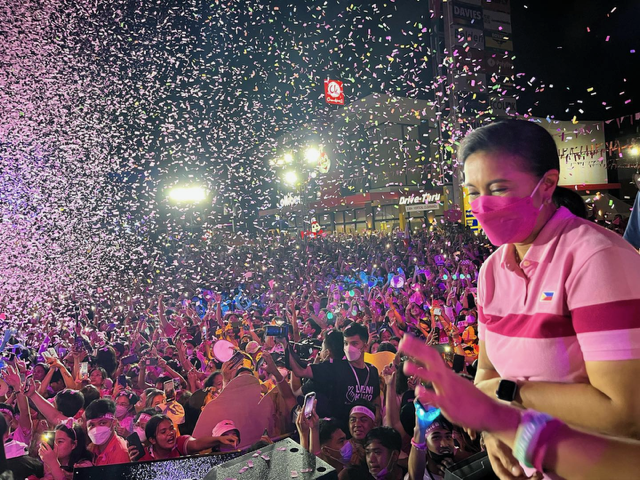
[410,438,427,451]
[531,419,564,472]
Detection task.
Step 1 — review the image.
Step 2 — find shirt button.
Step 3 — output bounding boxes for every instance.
[522,261,531,267]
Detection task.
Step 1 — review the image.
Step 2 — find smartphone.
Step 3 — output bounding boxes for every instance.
[202,326,207,339]
[227,352,244,369]
[265,325,288,337]
[121,354,139,366]
[126,432,145,461]
[433,326,440,341]
[303,392,316,419]
[452,354,465,374]
[433,308,442,316]
[368,323,377,334]
[74,335,84,351]
[256,357,266,370]
[117,374,127,388]
[164,379,176,402]
[80,362,89,380]
[146,358,158,366]
[42,431,56,448]
[23,376,33,394]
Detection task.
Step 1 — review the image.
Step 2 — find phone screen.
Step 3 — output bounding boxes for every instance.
[164,380,176,402]
[303,392,316,418]
[118,374,127,388]
[434,308,442,316]
[80,362,89,379]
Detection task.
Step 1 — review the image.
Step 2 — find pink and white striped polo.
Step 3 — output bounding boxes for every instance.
[478,206,640,384]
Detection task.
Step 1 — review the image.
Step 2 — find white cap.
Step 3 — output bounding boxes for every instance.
[245,341,261,355]
[212,419,239,438]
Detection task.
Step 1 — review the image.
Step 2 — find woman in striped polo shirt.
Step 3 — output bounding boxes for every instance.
[460,120,640,479]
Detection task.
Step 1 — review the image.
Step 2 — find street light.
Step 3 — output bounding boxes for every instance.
[631,147,639,156]
[305,147,321,164]
[283,170,298,186]
[168,186,207,203]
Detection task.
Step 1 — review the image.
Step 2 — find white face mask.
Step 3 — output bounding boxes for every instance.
[88,426,112,446]
[115,405,129,419]
[134,426,147,443]
[345,345,362,362]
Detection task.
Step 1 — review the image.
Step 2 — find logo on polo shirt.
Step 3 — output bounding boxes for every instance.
[540,291,554,302]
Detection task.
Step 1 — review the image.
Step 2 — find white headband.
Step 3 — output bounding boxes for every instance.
[350,406,375,422]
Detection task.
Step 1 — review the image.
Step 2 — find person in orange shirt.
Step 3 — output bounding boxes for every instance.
[85,399,130,466]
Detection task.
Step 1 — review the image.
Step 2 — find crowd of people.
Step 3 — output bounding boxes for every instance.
[1,120,639,480]
[0,221,489,480]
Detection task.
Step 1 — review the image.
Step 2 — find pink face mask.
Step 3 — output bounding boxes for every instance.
[471,176,546,246]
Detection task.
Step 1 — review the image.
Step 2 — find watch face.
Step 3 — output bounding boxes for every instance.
[496,380,517,401]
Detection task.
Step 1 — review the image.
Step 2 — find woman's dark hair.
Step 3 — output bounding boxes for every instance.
[553,187,587,218]
[145,414,172,441]
[89,367,108,382]
[80,385,101,409]
[116,390,140,407]
[395,362,410,396]
[458,120,584,216]
[95,347,118,377]
[34,363,50,376]
[55,423,93,468]
[55,389,85,418]
[323,329,345,360]
[377,341,397,354]
[204,371,223,389]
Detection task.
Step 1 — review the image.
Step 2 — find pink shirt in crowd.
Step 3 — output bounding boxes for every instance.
[478,206,640,384]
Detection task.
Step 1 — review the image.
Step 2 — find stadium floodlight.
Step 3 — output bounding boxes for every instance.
[168,186,207,203]
[305,147,321,164]
[283,170,298,186]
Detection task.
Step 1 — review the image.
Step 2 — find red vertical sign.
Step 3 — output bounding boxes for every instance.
[324,79,344,105]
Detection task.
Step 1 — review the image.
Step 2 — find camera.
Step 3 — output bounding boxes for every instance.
[291,339,322,361]
[265,325,289,337]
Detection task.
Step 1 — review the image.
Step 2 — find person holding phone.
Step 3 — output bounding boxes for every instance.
[114,390,139,437]
[460,120,640,479]
[0,365,33,446]
[38,422,93,480]
[295,396,319,455]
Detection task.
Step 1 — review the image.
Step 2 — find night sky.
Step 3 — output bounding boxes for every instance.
[511,0,640,121]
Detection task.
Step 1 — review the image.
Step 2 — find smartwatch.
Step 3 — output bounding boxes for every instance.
[496,379,518,402]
